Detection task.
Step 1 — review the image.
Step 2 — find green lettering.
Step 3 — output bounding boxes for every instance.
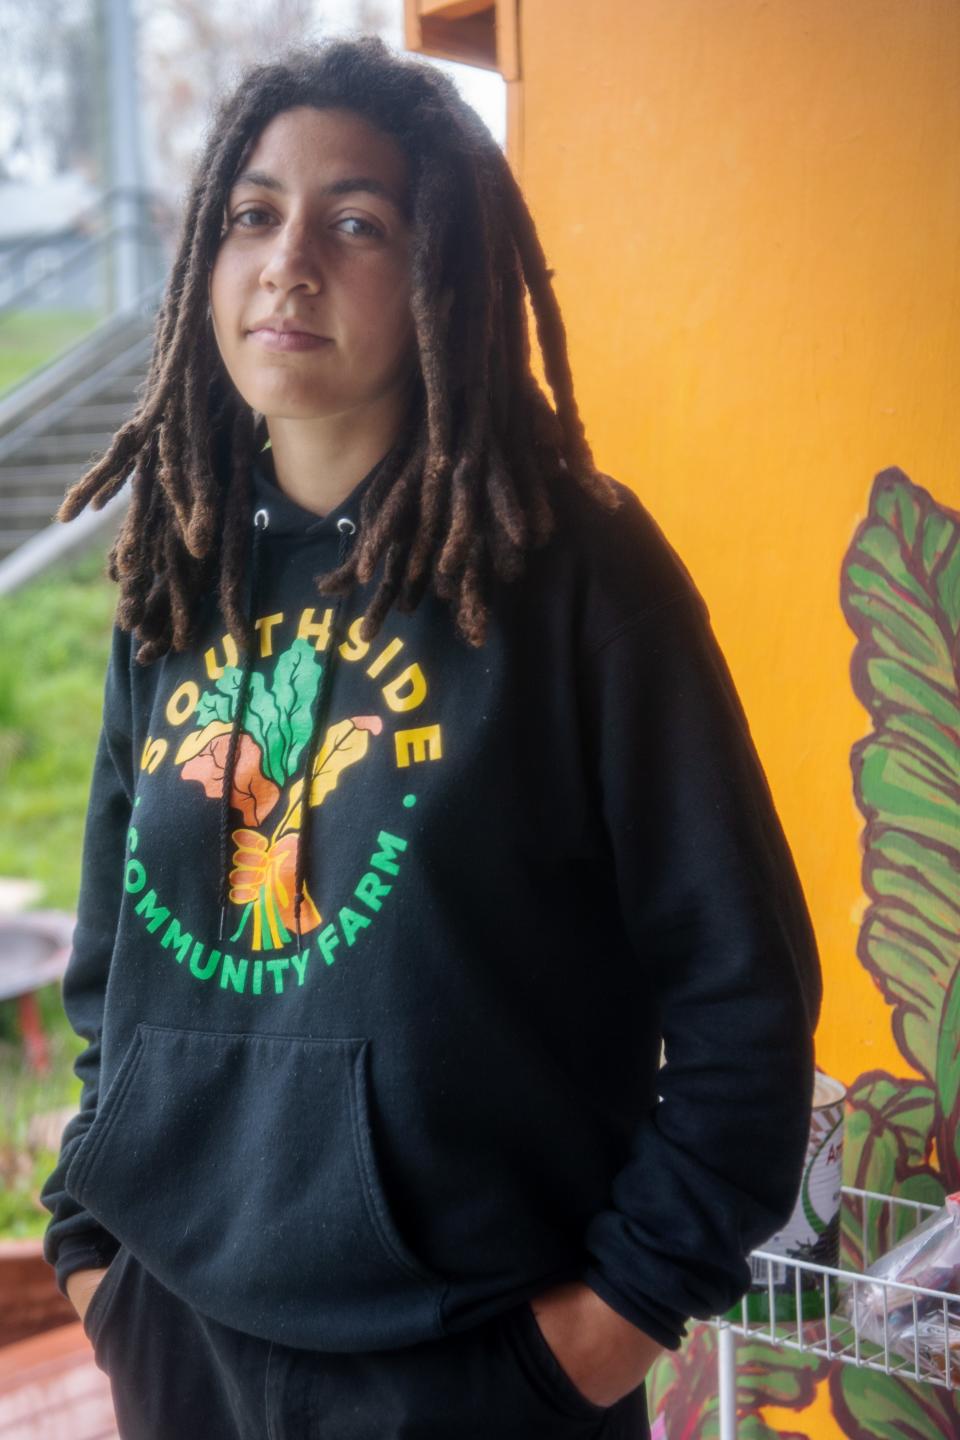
[190,942,219,980]
[318,923,340,966]
[370,830,407,878]
[160,917,193,963]
[340,907,372,946]
[124,858,146,894]
[290,950,309,986]
[252,958,263,995]
[354,871,392,912]
[135,889,171,934]
[219,954,248,992]
[265,958,290,993]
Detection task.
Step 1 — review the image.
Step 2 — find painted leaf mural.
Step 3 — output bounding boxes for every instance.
[840,1071,943,1270]
[647,1325,826,1440]
[831,1363,960,1440]
[841,469,960,1106]
[650,472,959,1440]
[832,468,960,1439]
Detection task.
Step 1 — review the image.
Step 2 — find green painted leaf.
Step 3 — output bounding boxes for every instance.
[841,469,960,1091]
[832,1360,960,1440]
[841,1072,939,1268]
[733,1336,825,1410]
[731,1418,809,1440]
[653,1325,826,1440]
[893,1170,947,1209]
[939,968,960,1121]
[645,1346,682,1419]
[657,1325,720,1440]
[272,638,323,779]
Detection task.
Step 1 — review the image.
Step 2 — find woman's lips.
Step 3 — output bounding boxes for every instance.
[249,329,332,352]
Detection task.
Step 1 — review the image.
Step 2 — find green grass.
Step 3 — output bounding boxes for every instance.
[0,308,105,396]
[0,1025,84,1239]
[0,541,118,1238]
[0,542,118,909]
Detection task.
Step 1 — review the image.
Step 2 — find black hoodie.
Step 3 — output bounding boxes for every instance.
[40,453,822,1354]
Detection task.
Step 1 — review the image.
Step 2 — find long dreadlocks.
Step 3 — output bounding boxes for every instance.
[58,35,620,664]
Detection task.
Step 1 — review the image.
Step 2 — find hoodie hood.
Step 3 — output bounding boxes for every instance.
[248,445,389,540]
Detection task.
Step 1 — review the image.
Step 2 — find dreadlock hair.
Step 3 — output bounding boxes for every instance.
[58,33,621,664]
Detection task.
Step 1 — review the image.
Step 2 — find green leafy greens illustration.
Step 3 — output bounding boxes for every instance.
[195,638,323,786]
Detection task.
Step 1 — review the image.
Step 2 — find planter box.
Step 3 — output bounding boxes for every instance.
[0,1238,75,1347]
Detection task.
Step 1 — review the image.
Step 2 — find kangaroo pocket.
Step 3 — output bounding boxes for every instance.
[64,1024,447,1351]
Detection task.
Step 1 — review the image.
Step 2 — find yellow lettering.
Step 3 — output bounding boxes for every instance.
[255,612,284,657]
[166,681,200,726]
[204,633,239,680]
[394,724,442,768]
[366,636,403,679]
[140,736,169,773]
[297,607,334,652]
[383,663,427,713]
[339,617,370,662]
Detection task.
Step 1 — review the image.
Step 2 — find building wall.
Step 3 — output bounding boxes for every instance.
[512,5,960,1437]
[512,0,959,1089]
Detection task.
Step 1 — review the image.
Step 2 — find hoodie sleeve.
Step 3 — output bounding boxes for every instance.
[39,622,134,1299]
[579,586,822,1351]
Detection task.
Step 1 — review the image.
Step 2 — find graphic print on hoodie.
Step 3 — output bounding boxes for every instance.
[40,451,823,1358]
[133,589,437,983]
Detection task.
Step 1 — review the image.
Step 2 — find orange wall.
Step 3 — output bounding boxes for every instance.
[514,0,960,1090]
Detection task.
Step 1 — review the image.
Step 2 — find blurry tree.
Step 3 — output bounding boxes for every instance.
[138,0,391,204]
[0,0,102,183]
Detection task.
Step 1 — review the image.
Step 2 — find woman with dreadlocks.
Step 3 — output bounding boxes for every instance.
[40,33,820,1440]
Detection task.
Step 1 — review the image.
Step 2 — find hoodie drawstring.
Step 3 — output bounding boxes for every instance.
[217,506,269,943]
[216,506,358,953]
[292,516,357,953]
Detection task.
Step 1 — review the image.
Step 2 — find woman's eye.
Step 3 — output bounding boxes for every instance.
[225,210,383,238]
[336,216,382,239]
[231,208,272,228]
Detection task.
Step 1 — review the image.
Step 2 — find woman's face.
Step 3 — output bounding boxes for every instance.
[209,104,416,423]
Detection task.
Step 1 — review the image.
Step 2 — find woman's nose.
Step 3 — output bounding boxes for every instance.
[259,223,325,294]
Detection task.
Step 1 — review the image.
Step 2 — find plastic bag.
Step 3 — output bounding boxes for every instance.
[840,1191,960,1379]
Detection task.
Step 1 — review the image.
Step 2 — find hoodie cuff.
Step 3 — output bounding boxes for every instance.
[53,1230,122,1302]
[582,1264,688,1352]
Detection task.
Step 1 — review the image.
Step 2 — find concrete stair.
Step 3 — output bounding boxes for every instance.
[0,310,156,565]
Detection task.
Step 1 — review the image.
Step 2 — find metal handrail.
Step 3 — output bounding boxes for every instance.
[0,183,170,274]
[0,308,159,462]
[0,223,169,320]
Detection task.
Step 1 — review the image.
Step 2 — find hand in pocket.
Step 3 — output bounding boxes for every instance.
[66,1266,111,1326]
[528,1280,665,1409]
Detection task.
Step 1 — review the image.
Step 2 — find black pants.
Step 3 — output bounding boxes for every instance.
[82,1244,651,1439]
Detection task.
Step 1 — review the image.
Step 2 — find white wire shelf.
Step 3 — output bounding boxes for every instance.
[709,1183,960,1439]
